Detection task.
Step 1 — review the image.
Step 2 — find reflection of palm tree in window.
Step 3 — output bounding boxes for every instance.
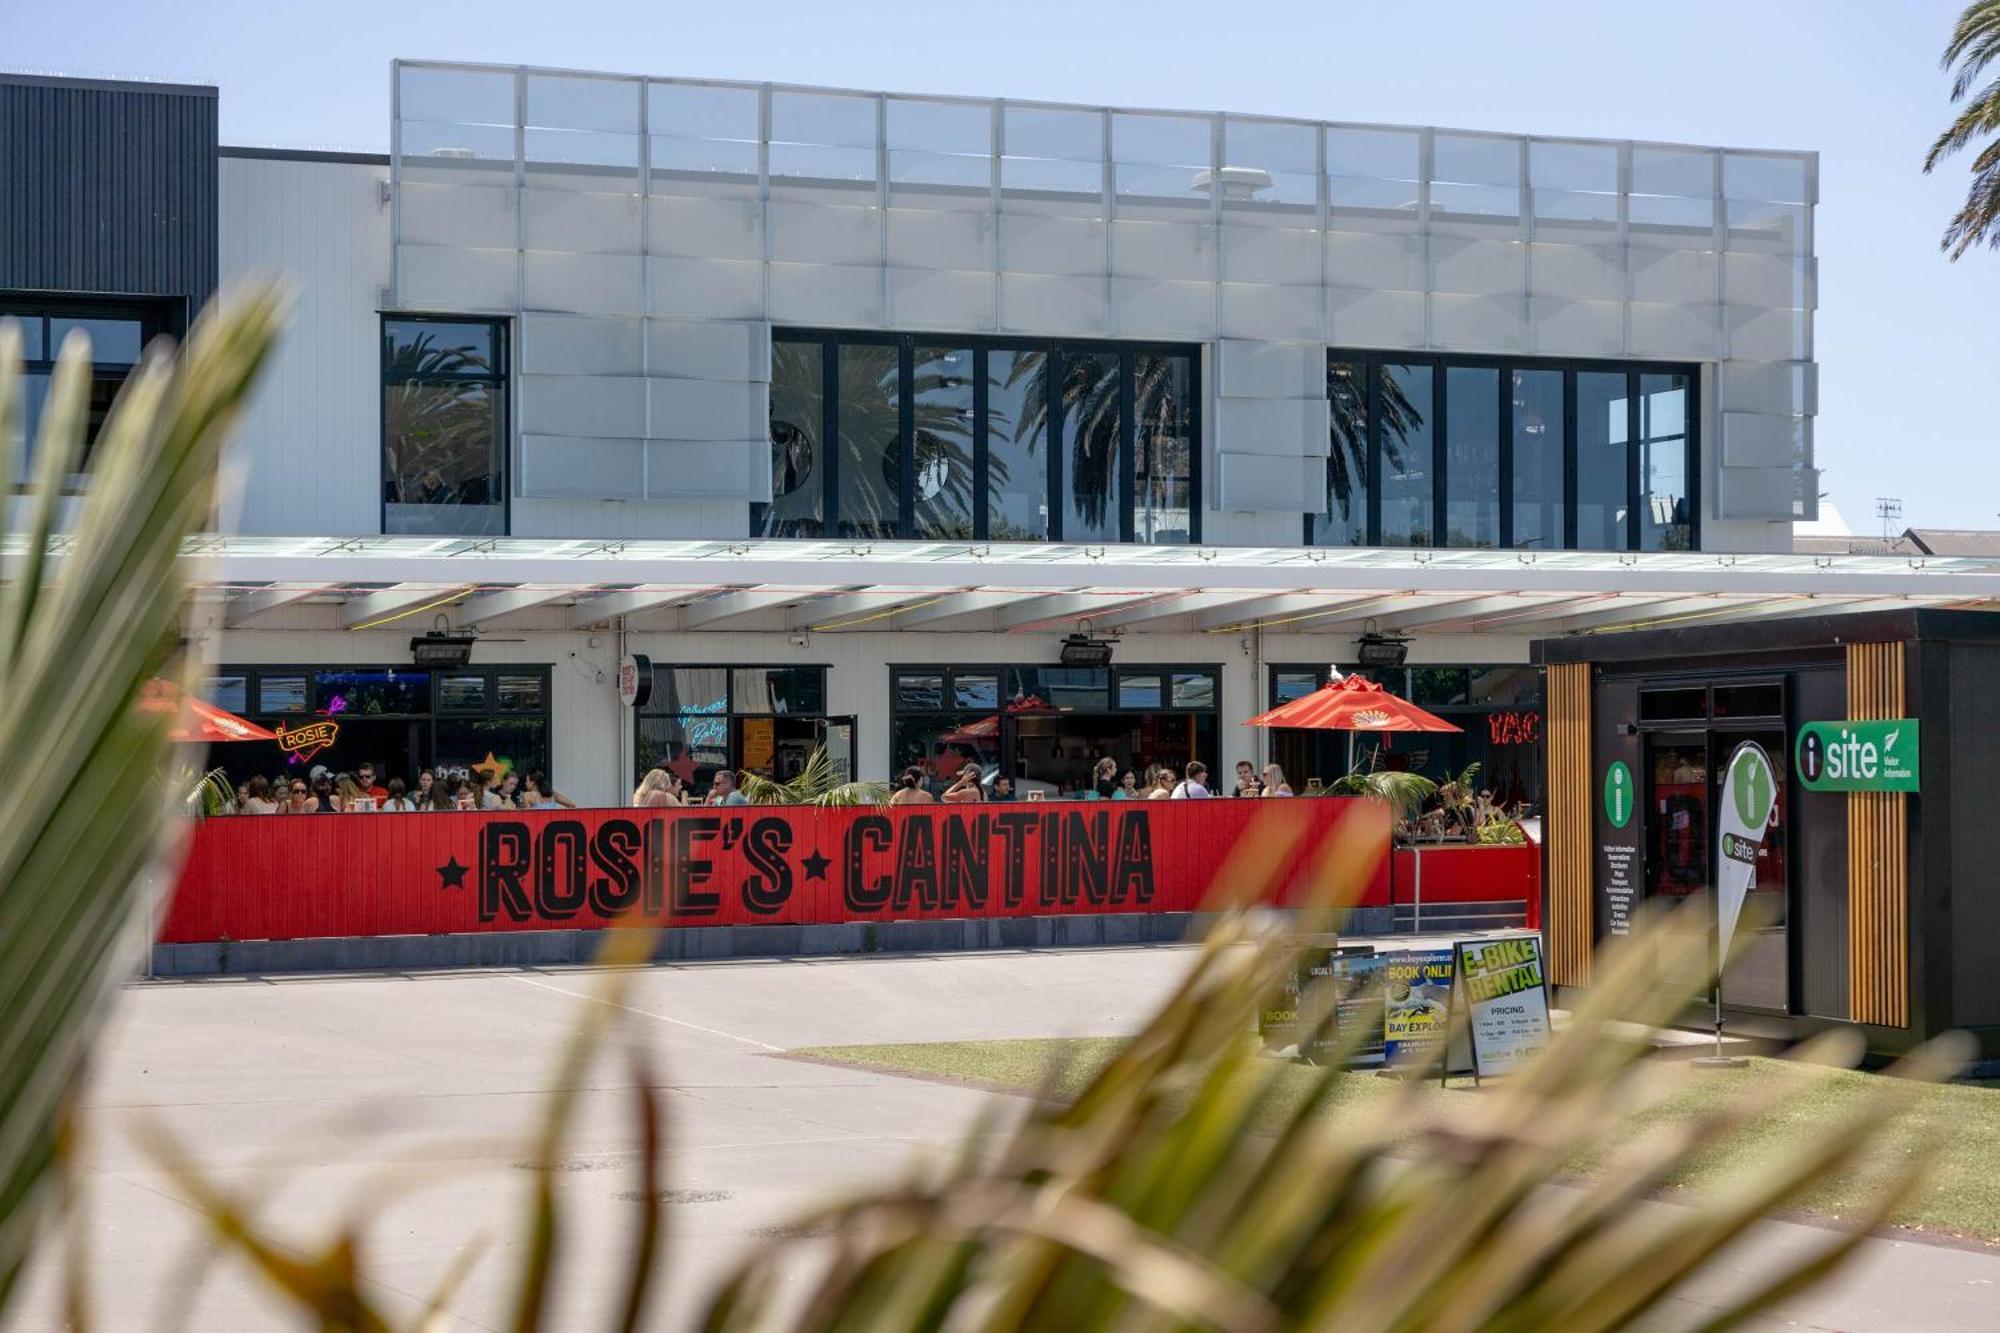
[1326,362,1420,532]
[909,349,981,539]
[1008,352,1189,536]
[384,333,496,505]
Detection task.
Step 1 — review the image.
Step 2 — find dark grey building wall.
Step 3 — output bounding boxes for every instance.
[0,74,217,322]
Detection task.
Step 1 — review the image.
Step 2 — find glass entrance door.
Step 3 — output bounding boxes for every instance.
[1713,727,1789,1012]
[1644,731,1709,904]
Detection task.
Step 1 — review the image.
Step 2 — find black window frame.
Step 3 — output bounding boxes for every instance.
[380,313,511,537]
[204,663,556,781]
[761,328,1202,545]
[1310,349,1701,552]
[633,662,833,782]
[3,293,181,490]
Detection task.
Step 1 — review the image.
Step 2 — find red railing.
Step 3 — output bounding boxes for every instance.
[162,798,1406,945]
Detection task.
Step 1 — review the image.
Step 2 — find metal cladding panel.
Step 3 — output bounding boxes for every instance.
[0,75,218,314]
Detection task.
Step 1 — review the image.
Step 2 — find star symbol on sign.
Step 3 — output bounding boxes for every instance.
[802,849,830,882]
[436,856,469,890]
[472,752,507,784]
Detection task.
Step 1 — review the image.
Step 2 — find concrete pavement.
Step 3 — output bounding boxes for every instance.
[8,939,1999,1330]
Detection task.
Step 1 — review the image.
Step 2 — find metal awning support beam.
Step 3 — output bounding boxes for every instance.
[339,584,475,631]
[886,590,1046,629]
[678,587,818,630]
[1514,595,1754,638]
[793,590,955,631]
[1096,590,1268,630]
[1192,592,1416,634]
[222,584,339,628]
[996,590,1190,633]
[1373,593,1591,634]
[569,586,702,628]
[459,586,578,629]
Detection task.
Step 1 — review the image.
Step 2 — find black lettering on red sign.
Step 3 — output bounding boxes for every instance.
[993,811,1038,908]
[479,822,532,923]
[1115,810,1156,903]
[588,819,643,917]
[844,816,893,911]
[1064,809,1110,905]
[943,814,989,910]
[672,816,720,916]
[742,816,794,914]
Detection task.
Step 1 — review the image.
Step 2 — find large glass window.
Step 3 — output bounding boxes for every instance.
[382,316,507,536]
[987,348,1050,540]
[1576,371,1631,550]
[1134,352,1195,543]
[1062,351,1122,542]
[761,340,825,538]
[1317,360,1369,547]
[1639,371,1693,551]
[767,331,1200,544]
[4,297,175,483]
[1510,368,1565,550]
[1444,366,1500,548]
[1325,350,1698,551]
[635,664,832,786]
[1378,363,1434,547]
[837,342,901,539]
[912,345,976,539]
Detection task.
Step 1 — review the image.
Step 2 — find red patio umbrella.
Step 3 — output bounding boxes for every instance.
[138,679,278,743]
[1244,674,1462,735]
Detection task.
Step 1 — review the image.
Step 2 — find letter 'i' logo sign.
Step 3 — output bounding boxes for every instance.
[1733,750,1773,827]
[1604,761,1633,829]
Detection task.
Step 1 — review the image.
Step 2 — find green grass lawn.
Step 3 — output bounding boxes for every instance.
[792,1037,2000,1245]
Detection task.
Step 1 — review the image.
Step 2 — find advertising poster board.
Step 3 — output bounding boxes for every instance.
[1455,935,1552,1078]
[1259,943,1381,1063]
[1382,948,1455,1066]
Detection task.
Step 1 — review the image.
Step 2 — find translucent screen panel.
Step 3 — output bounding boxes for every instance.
[1430,134,1521,223]
[1002,106,1104,198]
[1222,118,1318,208]
[1328,127,1420,226]
[1530,140,1618,238]
[1630,146,1717,237]
[1112,113,1212,206]
[648,83,760,180]
[525,74,639,172]
[400,65,515,126]
[1723,153,1810,204]
[769,91,877,184]
[888,98,993,191]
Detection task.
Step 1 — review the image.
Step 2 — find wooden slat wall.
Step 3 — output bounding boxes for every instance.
[1846,642,1908,1027]
[1546,662,1593,986]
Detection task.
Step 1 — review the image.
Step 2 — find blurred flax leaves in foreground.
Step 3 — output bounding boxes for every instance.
[122,800,1966,1333]
[0,286,287,1317]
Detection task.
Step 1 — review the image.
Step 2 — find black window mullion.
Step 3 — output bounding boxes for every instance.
[1431,357,1447,548]
[1187,350,1202,544]
[972,347,990,540]
[821,335,840,539]
[1687,371,1703,550]
[897,339,915,538]
[1626,370,1642,550]
[1497,364,1514,549]
[1048,346,1065,541]
[1365,357,1382,546]
[1562,369,1578,549]
[1119,350,1137,543]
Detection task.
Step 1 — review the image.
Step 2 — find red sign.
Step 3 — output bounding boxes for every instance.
[160,799,1392,944]
[1487,710,1541,746]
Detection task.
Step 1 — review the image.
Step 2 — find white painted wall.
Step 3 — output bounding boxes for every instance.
[218,154,391,537]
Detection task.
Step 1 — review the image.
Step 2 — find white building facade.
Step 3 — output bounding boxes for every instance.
[22,63,1986,811]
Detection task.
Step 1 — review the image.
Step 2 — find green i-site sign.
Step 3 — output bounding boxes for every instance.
[1603,760,1634,828]
[1795,719,1919,793]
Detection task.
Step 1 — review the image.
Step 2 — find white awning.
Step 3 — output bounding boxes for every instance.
[13,535,1997,637]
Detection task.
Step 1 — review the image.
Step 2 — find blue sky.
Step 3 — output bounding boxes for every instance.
[14,0,1993,532]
